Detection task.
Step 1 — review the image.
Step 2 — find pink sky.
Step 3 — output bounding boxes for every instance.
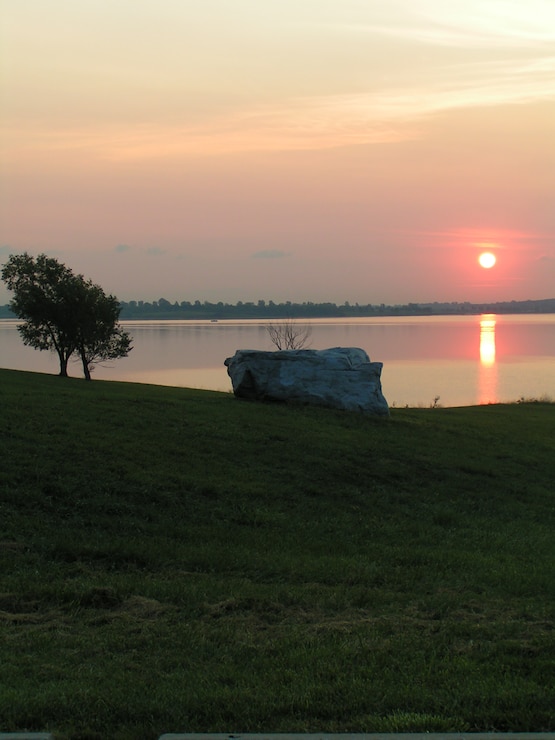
[2,0,554,305]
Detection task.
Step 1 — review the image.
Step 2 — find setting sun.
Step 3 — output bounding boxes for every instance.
[478,252,497,269]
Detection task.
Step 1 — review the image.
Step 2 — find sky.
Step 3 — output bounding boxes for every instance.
[1,0,554,305]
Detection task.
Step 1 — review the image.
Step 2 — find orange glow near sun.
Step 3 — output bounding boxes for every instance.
[478,251,497,269]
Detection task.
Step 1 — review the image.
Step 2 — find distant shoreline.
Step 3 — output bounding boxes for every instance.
[1,297,554,321]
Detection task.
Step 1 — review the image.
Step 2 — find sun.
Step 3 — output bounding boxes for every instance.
[478,252,497,269]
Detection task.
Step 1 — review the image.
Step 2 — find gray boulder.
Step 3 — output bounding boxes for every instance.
[224,347,389,415]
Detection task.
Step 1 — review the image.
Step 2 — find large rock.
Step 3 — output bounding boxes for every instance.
[224,347,389,415]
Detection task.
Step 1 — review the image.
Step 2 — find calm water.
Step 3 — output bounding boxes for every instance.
[1,315,554,407]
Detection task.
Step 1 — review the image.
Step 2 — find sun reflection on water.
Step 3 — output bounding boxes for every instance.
[480,317,496,365]
[478,315,498,403]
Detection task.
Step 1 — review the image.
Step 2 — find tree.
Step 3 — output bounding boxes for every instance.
[2,253,78,376]
[266,318,312,350]
[1,253,132,380]
[66,278,133,381]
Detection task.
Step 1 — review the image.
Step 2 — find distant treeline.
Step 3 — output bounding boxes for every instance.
[2,297,554,321]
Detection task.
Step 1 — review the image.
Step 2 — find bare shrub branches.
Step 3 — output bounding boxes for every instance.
[266,318,312,350]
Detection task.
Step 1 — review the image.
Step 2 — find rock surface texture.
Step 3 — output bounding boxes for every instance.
[224,347,389,415]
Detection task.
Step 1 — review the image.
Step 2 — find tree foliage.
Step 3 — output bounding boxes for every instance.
[1,253,132,380]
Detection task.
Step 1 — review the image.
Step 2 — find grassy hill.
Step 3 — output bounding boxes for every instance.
[1,368,554,739]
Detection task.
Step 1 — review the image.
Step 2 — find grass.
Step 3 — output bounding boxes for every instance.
[0,367,554,739]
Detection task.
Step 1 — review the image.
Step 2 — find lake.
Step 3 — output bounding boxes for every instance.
[1,315,554,407]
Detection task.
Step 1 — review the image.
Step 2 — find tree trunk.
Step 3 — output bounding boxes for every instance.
[58,353,69,377]
[80,349,92,381]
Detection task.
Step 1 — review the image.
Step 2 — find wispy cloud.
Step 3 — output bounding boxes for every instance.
[3,1,554,160]
[5,48,553,161]
[352,0,555,48]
